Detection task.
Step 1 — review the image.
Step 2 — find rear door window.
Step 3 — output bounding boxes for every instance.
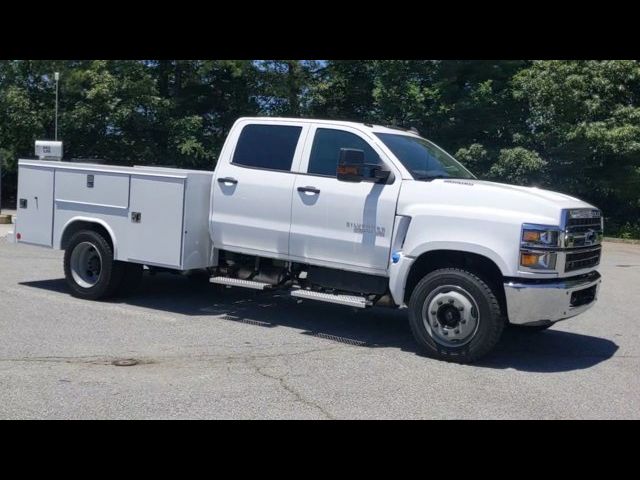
[232,124,302,171]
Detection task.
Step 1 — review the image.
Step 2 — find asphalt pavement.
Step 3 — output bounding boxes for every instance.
[0,238,638,419]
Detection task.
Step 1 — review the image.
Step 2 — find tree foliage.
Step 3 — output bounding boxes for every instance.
[1,60,638,236]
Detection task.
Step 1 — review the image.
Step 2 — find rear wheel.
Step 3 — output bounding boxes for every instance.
[64,230,123,300]
[408,268,505,363]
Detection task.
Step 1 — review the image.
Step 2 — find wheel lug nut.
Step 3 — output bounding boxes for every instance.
[455,329,460,334]
[458,306,464,311]
[443,331,448,336]
[448,299,454,304]
[433,323,439,328]
[437,300,443,305]
[461,320,467,324]
[430,310,437,315]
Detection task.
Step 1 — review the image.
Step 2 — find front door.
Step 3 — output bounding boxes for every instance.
[289,125,401,273]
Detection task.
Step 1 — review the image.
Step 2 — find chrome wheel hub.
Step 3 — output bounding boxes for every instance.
[70,242,102,288]
[422,286,480,347]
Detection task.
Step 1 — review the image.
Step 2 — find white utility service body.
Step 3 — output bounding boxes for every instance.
[12,117,603,363]
[15,162,214,270]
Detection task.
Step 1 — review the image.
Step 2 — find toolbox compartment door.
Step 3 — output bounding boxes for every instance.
[55,169,130,209]
[127,175,186,268]
[16,165,55,247]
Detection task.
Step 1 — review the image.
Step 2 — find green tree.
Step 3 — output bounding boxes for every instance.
[253,60,321,116]
[149,60,258,167]
[308,60,377,120]
[488,147,548,185]
[512,60,640,230]
[0,60,65,199]
[1,59,639,237]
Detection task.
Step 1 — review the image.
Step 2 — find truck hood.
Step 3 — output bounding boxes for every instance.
[397,178,597,226]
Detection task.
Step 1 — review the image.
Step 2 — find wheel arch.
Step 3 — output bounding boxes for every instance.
[58,217,118,257]
[402,248,507,312]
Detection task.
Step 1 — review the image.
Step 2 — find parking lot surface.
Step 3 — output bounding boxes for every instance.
[0,239,638,419]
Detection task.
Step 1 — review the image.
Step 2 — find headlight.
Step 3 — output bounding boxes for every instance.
[521,224,561,248]
[520,223,561,272]
[520,251,557,270]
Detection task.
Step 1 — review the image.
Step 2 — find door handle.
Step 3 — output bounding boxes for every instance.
[297,186,320,194]
[217,177,238,185]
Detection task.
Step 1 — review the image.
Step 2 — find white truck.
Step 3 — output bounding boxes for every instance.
[11,117,603,363]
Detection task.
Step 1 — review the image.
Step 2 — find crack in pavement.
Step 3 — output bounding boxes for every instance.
[0,356,147,366]
[0,346,342,419]
[0,345,349,367]
[248,358,335,420]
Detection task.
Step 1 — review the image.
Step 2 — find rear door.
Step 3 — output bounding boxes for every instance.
[16,163,55,247]
[289,125,401,273]
[211,121,308,256]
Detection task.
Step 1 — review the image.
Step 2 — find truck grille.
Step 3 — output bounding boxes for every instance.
[565,247,602,272]
[563,209,603,248]
[567,217,601,229]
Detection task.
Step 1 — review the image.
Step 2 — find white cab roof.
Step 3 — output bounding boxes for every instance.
[236,117,421,137]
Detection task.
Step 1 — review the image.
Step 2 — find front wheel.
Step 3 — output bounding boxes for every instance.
[64,230,123,300]
[408,268,505,363]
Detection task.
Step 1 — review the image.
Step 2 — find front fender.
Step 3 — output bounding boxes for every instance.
[388,209,520,306]
[407,241,511,275]
[388,241,511,306]
[400,212,521,276]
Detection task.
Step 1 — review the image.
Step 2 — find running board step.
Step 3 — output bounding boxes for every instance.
[290,289,372,308]
[210,277,271,290]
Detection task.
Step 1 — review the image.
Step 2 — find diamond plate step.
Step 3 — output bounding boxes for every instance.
[210,276,271,290]
[290,289,371,308]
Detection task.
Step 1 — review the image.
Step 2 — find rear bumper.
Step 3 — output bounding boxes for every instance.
[504,271,601,326]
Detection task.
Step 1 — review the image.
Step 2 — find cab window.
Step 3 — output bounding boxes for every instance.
[308,128,381,176]
[232,124,302,171]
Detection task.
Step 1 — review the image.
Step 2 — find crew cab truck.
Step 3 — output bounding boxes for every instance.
[11,117,603,363]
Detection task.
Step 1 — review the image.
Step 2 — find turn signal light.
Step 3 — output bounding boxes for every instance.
[522,231,541,242]
[337,165,359,175]
[520,251,557,270]
[520,253,542,267]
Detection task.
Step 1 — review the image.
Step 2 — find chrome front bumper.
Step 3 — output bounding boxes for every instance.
[504,271,601,326]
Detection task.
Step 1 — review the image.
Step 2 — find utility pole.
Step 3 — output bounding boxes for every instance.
[54,72,60,141]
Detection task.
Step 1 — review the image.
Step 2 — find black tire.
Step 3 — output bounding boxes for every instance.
[408,268,505,363]
[63,229,124,300]
[115,262,144,296]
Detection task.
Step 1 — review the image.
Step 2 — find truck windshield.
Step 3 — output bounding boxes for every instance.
[375,133,476,181]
